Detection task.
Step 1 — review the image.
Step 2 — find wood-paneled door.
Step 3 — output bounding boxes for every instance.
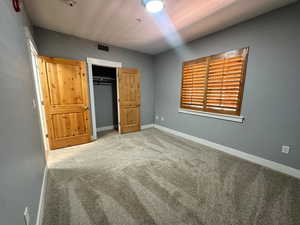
[38,57,92,150]
[117,68,141,134]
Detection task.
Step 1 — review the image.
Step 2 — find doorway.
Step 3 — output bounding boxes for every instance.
[87,58,141,139]
[87,58,122,140]
[92,65,119,137]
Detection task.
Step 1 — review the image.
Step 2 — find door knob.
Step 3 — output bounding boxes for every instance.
[83,106,89,110]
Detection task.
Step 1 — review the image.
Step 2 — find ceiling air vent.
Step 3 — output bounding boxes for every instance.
[62,0,77,7]
[98,44,109,52]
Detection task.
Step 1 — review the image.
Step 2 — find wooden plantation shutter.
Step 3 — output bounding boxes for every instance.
[181,58,208,109]
[180,47,249,116]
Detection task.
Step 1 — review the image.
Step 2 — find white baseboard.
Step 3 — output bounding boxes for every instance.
[36,166,48,225]
[141,124,154,129]
[96,125,115,132]
[154,124,300,179]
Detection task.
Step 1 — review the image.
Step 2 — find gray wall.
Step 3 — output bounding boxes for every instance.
[154,3,300,170]
[0,1,46,225]
[34,27,155,126]
[94,85,117,128]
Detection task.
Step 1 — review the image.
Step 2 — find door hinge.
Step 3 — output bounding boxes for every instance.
[41,101,44,105]
[45,134,48,138]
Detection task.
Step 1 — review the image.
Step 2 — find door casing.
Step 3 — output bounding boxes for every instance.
[25,27,49,159]
[86,58,122,140]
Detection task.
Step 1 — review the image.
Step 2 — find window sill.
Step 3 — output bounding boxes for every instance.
[178,108,244,123]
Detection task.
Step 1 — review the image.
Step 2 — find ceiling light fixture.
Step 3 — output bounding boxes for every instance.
[143,0,164,13]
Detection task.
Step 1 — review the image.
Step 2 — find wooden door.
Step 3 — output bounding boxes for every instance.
[38,56,92,150]
[117,68,141,134]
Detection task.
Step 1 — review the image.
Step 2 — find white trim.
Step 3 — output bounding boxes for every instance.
[96,125,115,132]
[87,58,122,68]
[141,124,154,129]
[87,63,98,140]
[154,124,300,179]
[86,57,122,140]
[179,108,244,123]
[35,166,48,225]
[25,26,50,158]
[24,27,38,53]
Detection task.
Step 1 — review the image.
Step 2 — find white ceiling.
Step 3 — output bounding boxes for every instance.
[24,0,296,55]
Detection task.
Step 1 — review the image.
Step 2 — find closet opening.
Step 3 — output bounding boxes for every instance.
[92,65,118,138]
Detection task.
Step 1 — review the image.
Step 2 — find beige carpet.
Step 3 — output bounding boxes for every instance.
[43,128,300,225]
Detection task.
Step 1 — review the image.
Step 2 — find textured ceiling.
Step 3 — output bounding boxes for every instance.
[24,0,296,55]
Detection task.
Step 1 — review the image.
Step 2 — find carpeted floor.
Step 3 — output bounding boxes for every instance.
[43,128,300,225]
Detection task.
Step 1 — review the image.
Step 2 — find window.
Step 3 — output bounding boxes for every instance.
[180,47,249,116]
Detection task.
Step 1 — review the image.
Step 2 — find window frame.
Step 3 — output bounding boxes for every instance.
[180,47,249,116]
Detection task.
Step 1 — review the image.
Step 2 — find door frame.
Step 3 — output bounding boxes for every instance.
[86,57,122,140]
[24,27,49,159]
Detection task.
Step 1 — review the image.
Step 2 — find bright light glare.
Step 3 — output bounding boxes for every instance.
[150,10,191,58]
[146,0,164,13]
